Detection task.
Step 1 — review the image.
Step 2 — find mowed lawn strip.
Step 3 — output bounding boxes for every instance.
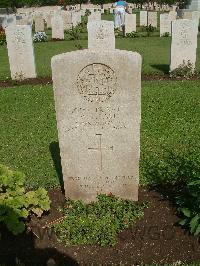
[0,81,199,188]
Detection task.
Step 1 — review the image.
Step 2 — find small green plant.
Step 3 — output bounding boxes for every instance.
[140,26,146,32]
[68,27,81,40]
[176,175,200,236]
[126,31,138,38]
[81,15,88,25]
[114,28,123,38]
[162,32,170,37]
[0,165,51,235]
[85,9,91,16]
[13,71,26,81]
[145,24,156,37]
[54,194,147,246]
[170,60,195,79]
[75,42,83,50]
[0,26,6,45]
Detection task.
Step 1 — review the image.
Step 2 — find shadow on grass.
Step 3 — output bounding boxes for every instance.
[151,64,169,74]
[49,141,64,194]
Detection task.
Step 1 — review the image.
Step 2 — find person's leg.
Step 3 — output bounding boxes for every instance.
[114,10,120,28]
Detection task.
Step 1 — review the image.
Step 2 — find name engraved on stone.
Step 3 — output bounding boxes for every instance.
[88,133,114,171]
[76,63,117,103]
[65,106,126,132]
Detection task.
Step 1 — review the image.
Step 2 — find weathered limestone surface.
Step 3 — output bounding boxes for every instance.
[170,19,198,71]
[52,49,142,202]
[5,25,36,80]
[87,20,115,50]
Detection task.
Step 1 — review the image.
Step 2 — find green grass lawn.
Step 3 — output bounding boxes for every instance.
[0,14,200,80]
[0,80,199,188]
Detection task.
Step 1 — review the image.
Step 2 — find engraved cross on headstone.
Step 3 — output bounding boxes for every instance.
[88,133,113,171]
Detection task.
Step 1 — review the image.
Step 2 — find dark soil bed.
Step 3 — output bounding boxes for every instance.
[1,75,200,88]
[0,188,199,266]
[0,77,52,88]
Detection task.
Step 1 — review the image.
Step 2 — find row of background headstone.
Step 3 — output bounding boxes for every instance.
[1,9,199,34]
[4,15,198,80]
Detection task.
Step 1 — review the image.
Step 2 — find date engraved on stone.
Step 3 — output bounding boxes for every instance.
[76,63,117,103]
[69,175,135,191]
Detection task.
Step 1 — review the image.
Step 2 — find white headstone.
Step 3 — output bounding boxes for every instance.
[140,11,147,26]
[34,15,44,32]
[72,11,81,27]
[88,11,101,23]
[51,15,64,40]
[46,14,52,28]
[192,11,200,30]
[148,11,157,27]
[125,14,136,34]
[62,11,72,30]
[51,49,142,202]
[170,19,198,71]
[5,25,36,80]
[183,11,193,19]
[160,13,171,36]
[169,10,177,20]
[87,20,115,50]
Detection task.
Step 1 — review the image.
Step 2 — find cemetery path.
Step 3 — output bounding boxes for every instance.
[0,188,199,265]
[1,75,200,88]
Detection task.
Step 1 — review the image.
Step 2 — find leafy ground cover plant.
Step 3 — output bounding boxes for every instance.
[114,28,123,38]
[33,31,48,43]
[126,31,138,38]
[170,60,196,79]
[68,27,81,40]
[0,165,51,235]
[85,9,91,16]
[0,26,6,45]
[176,175,200,236]
[145,24,156,37]
[54,194,148,246]
[162,32,170,37]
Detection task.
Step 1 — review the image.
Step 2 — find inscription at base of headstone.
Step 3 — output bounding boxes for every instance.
[52,49,142,202]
